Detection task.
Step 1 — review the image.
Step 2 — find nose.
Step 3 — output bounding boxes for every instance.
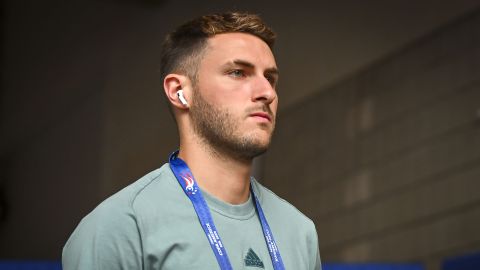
[251,76,277,104]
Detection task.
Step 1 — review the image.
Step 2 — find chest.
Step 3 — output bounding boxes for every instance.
[141,210,275,270]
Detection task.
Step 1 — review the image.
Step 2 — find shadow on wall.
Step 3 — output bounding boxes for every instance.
[263,7,480,269]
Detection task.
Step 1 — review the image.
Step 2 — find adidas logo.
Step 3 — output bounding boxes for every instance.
[244,248,264,268]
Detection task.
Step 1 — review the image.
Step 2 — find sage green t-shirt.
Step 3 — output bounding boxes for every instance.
[62,164,321,270]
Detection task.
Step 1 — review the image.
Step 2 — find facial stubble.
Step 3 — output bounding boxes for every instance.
[189,89,275,162]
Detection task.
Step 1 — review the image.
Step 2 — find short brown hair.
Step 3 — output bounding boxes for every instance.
[160,11,276,82]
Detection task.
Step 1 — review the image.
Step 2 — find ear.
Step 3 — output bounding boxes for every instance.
[164,74,191,109]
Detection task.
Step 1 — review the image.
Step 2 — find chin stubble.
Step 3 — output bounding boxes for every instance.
[189,90,274,161]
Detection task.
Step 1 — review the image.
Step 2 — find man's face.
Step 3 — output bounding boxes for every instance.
[189,32,279,161]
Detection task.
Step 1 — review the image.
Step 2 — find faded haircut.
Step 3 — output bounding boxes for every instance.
[160,11,276,84]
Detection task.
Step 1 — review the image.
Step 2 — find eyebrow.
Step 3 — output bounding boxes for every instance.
[225,59,279,76]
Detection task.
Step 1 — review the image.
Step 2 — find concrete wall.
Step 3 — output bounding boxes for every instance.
[264,9,480,270]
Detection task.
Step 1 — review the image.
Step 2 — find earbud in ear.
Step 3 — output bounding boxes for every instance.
[176,90,188,106]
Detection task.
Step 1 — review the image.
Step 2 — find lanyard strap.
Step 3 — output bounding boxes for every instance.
[169,151,285,270]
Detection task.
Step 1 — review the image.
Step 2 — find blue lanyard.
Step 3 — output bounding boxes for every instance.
[169,151,285,270]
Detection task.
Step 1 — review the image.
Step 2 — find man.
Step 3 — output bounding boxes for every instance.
[63,11,321,270]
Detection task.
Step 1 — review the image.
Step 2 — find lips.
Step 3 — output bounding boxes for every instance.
[250,112,272,122]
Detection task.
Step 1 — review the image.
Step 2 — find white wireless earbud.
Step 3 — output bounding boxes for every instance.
[176,89,188,106]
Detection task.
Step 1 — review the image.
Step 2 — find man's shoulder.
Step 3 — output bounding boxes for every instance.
[63,164,177,254]
[252,178,319,266]
[98,164,173,211]
[72,164,176,230]
[62,165,175,269]
[252,178,315,228]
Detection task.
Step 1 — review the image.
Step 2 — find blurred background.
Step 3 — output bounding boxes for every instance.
[1,0,480,270]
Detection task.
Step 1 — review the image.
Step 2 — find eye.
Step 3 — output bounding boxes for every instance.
[228,69,246,78]
[265,75,278,87]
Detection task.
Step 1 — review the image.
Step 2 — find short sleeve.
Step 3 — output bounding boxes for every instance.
[309,222,322,270]
[62,201,143,270]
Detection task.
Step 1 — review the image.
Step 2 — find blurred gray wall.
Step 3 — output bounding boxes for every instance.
[264,10,480,270]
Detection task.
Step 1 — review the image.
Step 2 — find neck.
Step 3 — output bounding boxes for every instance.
[177,140,253,205]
